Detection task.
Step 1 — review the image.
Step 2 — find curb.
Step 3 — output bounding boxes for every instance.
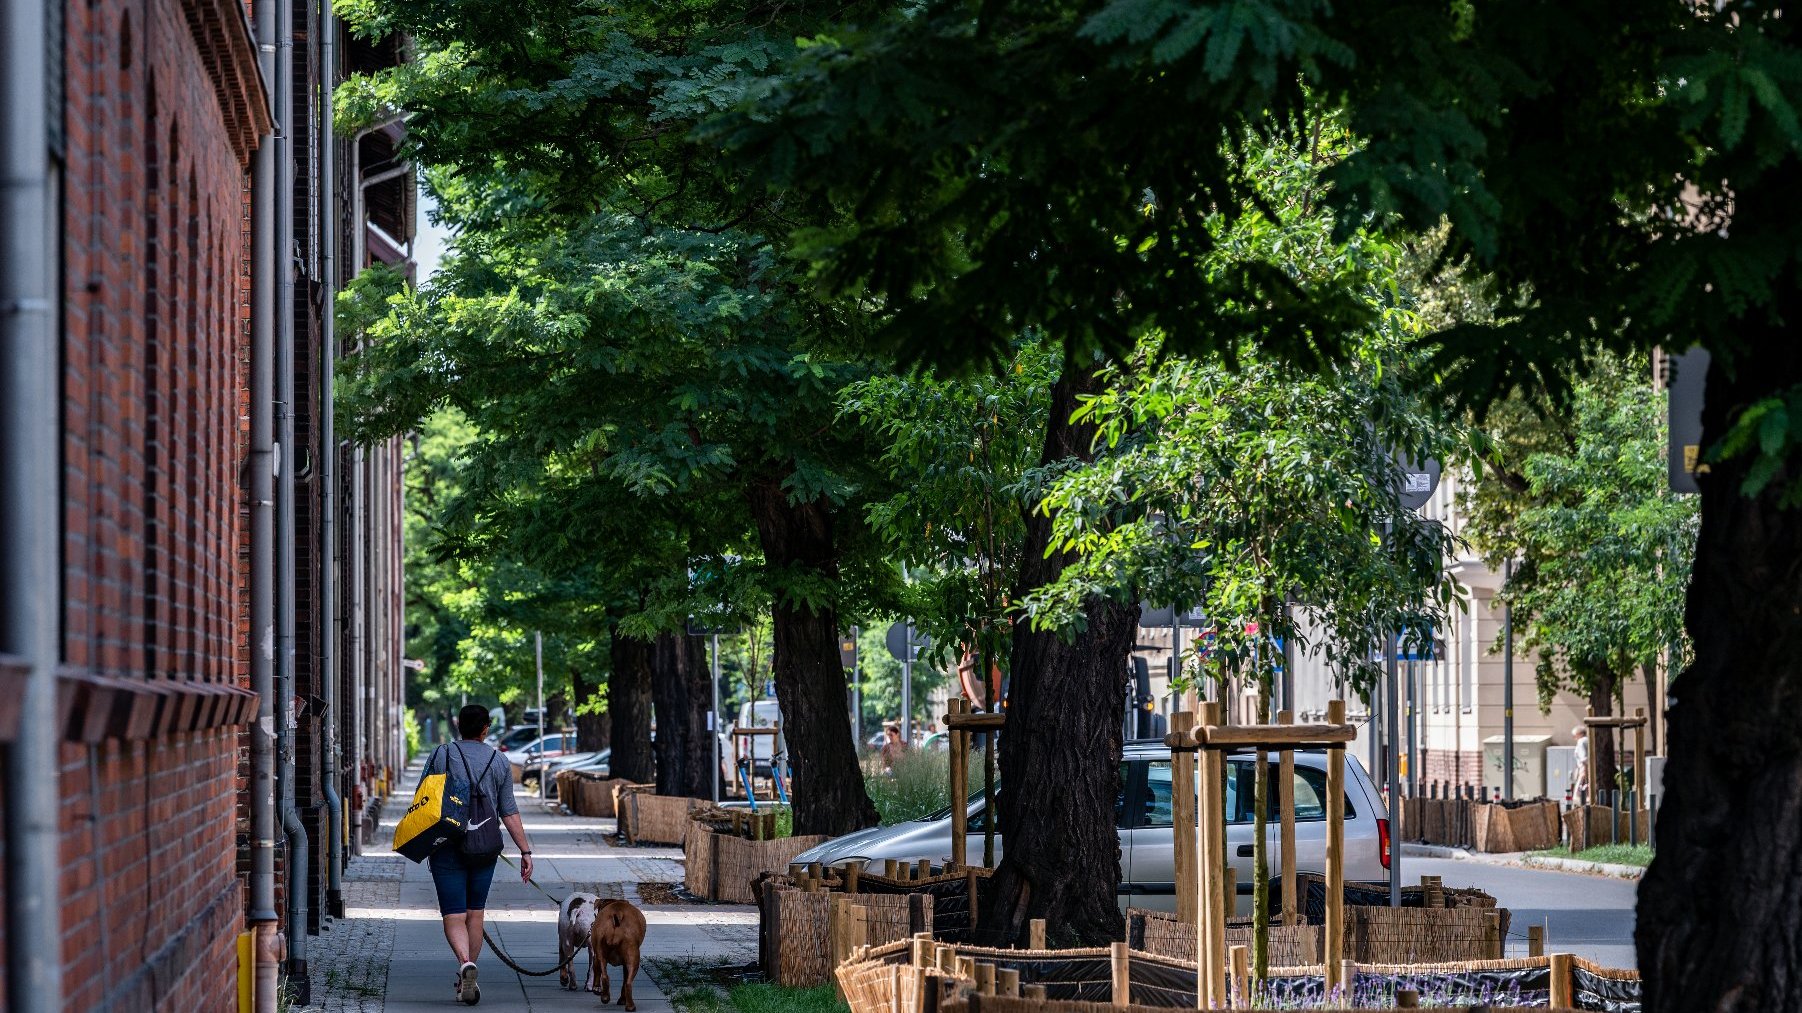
[1402,843,1644,879]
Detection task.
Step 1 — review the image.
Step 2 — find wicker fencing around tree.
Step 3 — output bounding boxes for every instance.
[1127,904,1505,967]
[837,940,1635,1013]
[612,783,655,839]
[1400,796,1564,852]
[763,888,931,986]
[556,772,636,817]
[682,822,830,903]
[1562,805,1651,850]
[627,793,705,845]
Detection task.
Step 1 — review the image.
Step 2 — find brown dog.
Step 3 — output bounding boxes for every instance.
[587,898,647,1011]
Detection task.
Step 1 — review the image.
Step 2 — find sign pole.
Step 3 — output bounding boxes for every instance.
[902,625,913,746]
[534,630,544,758]
[710,633,722,802]
[1387,628,1401,907]
[1503,559,1515,801]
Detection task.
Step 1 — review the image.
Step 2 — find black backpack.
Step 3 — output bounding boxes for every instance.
[451,744,505,857]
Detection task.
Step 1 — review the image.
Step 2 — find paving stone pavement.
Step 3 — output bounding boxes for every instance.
[302,762,758,1012]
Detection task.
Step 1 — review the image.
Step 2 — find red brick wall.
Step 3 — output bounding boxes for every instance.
[54,0,262,1007]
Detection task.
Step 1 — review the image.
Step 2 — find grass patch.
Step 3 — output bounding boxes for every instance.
[863,748,982,826]
[655,959,847,1013]
[1532,843,1652,867]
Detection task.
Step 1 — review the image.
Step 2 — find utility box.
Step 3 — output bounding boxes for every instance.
[1483,734,1550,799]
[1644,754,1666,804]
[1544,745,1578,801]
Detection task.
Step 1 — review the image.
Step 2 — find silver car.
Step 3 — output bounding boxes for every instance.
[793,740,1391,913]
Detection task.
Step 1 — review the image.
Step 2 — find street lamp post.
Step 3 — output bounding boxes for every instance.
[1503,559,1515,802]
[710,633,722,803]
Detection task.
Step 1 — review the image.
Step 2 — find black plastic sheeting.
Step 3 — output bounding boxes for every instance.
[964,953,1117,1002]
[1572,965,1643,1012]
[852,876,985,943]
[1125,956,1200,1007]
[1350,966,1553,1008]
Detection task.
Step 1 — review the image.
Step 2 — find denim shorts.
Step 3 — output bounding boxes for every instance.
[429,847,499,915]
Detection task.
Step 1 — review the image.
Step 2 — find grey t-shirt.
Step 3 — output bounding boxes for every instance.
[426,740,519,818]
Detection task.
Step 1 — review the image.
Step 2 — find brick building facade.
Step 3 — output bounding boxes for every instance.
[0,0,411,1007]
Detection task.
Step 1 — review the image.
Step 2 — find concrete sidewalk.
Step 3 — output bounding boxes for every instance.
[1402,842,1646,880]
[303,762,758,1012]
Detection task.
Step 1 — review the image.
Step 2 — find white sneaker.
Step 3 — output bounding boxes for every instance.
[459,961,480,1005]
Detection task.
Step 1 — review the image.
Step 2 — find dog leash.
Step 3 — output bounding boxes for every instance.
[479,853,581,978]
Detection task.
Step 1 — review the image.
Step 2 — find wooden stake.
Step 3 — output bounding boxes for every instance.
[911,932,934,969]
[916,858,931,881]
[1203,701,1228,1007]
[845,863,861,894]
[974,961,996,996]
[1527,924,1544,958]
[1549,953,1575,1008]
[1110,941,1131,1005]
[1023,984,1047,1001]
[950,699,968,869]
[1028,918,1047,951]
[1486,910,1503,959]
[1634,707,1647,815]
[1324,700,1347,995]
[1278,711,1297,929]
[1171,711,1199,925]
[885,859,899,880]
[1396,988,1419,1007]
[1339,960,1358,1004]
[1229,944,1250,1006]
[997,967,1020,997]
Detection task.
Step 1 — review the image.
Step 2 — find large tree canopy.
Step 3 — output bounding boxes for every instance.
[708,1,1802,1004]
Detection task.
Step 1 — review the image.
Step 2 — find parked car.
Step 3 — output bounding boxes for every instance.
[536,749,611,798]
[489,725,544,752]
[792,740,1390,913]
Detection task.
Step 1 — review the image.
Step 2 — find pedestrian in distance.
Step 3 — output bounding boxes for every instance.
[425,704,537,1005]
[880,722,909,773]
[1571,725,1590,805]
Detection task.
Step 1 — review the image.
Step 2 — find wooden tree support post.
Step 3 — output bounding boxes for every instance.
[1550,953,1575,1008]
[944,704,1006,871]
[1028,918,1046,950]
[1229,944,1250,1007]
[1324,700,1348,995]
[1278,709,1297,928]
[1168,711,1199,925]
[948,698,968,869]
[1110,941,1131,1005]
[1527,924,1545,958]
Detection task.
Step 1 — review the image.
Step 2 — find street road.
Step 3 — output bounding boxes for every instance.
[1403,855,1640,969]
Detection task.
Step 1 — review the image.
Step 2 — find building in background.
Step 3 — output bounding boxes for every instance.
[0,0,408,1007]
[1127,469,1658,801]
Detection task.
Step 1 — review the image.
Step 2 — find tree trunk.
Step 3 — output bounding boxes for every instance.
[1587,675,1617,802]
[652,630,714,798]
[572,667,609,752]
[608,629,656,784]
[745,479,878,836]
[1638,332,1802,1011]
[984,362,1138,947]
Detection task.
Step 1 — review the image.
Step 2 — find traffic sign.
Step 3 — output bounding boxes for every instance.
[1396,456,1442,511]
[1665,345,1709,494]
[885,622,930,662]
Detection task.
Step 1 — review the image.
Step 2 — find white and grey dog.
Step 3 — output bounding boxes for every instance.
[558,892,600,991]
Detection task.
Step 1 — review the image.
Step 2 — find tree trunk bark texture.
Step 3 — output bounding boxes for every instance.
[1587,676,1617,800]
[985,362,1138,947]
[608,630,656,784]
[1637,333,1802,1012]
[573,667,609,753]
[652,631,715,798]
[745,478,879,836]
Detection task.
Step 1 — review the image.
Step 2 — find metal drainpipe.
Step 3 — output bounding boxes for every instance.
[319,0,345,918]
[1,0,64,1003]
[348,443,365,854]
[250,0,282,1003]
[274,0,309,987]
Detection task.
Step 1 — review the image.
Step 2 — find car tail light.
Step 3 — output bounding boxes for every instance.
[1377,817,1392,870]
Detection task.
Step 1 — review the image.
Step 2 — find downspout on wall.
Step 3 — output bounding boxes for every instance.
[320,0,345,918]
[0,0,65,1005]
[250,0,282,1004]
[274,0,309,989]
